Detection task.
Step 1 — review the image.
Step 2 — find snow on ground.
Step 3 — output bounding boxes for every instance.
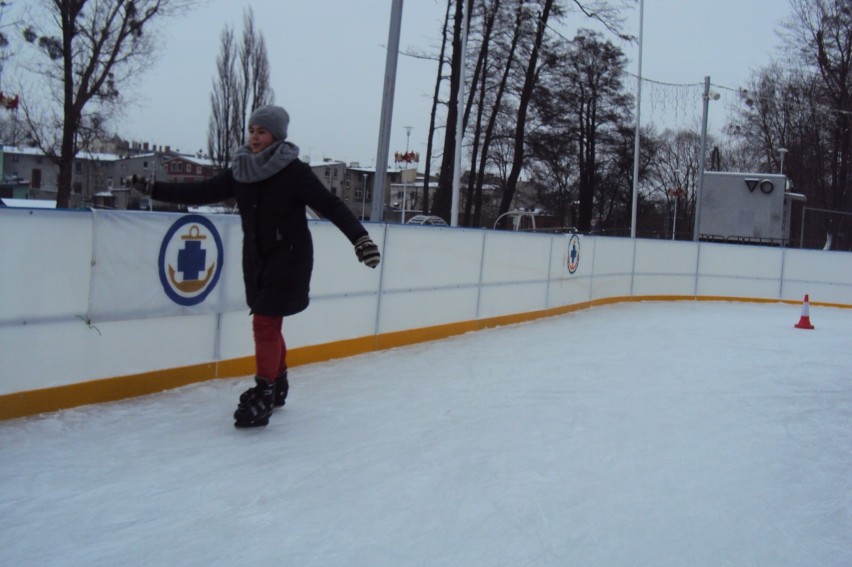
[1,301,850,566]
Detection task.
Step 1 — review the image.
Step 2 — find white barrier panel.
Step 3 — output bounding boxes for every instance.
[781,248,852,304]
[298,222,385,344]
[88,211,238,322]
[1,207,851,403]
[547,234,594,307]
[479,231,552,318]
[377,225,484,333]
[697,242,784,298]
[633,239,698,296]
[0,209,92,325]
[590,237,634,300]
[1,314,220,393]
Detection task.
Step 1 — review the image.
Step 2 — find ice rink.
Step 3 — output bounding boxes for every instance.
[1,301,850,566]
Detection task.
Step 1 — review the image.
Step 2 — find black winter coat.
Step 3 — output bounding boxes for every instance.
[152,160,368,316]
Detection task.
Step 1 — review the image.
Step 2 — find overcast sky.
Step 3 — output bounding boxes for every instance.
[111,0,792,168]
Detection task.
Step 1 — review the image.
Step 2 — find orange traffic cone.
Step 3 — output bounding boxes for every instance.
[794,294,815,329]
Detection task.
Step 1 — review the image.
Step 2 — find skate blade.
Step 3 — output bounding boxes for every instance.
[233,417,269,429]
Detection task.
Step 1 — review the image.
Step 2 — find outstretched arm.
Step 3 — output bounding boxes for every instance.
[126,170,236,205]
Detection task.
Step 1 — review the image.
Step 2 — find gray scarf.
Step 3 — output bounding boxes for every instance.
[230,140,300,183]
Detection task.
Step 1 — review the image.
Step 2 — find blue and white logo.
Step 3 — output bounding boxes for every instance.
[158,215,224,306]
[567,234,580,274]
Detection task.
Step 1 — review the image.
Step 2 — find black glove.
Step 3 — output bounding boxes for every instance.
[354,235,381,268]
[125,174,153,195]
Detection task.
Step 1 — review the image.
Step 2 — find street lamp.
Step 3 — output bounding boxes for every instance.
[630,0,644,238]
[450,0,470,227]
[693,76,719,241]
[668,187,685,240]
[404,126,413,153]
[402,126,413,224]
[362,173,368,221]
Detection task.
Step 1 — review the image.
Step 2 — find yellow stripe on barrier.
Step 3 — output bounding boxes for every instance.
[1,295,849,421]
[0,363,215,421]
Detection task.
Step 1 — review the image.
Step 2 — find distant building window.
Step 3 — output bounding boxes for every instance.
[31,168,42,189]
[12,155,19,163]
[324,168,329,177]
[72,182,82,194]
[74,161,82,173]
[143,161,149,169]
[196,166,202,174]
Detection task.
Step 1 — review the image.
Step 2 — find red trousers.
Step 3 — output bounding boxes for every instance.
[252,314,287,380]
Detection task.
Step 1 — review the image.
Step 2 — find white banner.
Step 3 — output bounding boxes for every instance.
[87,210,242,323]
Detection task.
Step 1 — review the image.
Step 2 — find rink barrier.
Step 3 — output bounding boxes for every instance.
[1,208,851,420]
[1,295,845,420]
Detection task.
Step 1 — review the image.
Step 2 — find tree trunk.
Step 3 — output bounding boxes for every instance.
[422,0,453,215]
[474,2,523,228]
[56,2,80,209]
[432,0,467,222]
[497,0,554,219]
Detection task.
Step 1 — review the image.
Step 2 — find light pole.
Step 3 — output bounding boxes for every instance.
[630,0,644,238]
[371,0,403,222]
[404,126,413,152]
[693,76,719,241]
[362,173,368,221]
[402,126,413,224]
[779,148,788,174]
[668,187,684,240]
[450,0,470,227]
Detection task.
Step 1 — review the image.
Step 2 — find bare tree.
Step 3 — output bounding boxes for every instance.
[468,0,525,227]
[494,0,555,222]
[17,0,199,208]
[432,0,472,222]
[726,0,852,248]
[207,26,239,168]
[420,0,453,215]
[234,7,274,147]
[207,7,274,166]
[788,0,852,217]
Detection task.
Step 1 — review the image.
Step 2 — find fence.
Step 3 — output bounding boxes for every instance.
[1,207,850,419]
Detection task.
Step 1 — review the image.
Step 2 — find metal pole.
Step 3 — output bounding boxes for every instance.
[672,194,678,240]
[402,179,407,224]
[450,0,469,227]
[403,126,414,224]
[370,0,404,222]
[630,0,644,238]
[362,173,368,221]
[693,76,710,241]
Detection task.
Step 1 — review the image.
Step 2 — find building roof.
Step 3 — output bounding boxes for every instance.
[0,198,56,208]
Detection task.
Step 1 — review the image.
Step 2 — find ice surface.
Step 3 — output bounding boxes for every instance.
[1,301,850,566]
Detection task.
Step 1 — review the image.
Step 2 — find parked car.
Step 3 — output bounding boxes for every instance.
[406,214,449,226]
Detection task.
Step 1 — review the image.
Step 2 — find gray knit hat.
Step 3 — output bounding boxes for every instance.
[248,105,290,141]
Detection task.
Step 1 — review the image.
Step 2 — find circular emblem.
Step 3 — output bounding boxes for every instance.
[158,215,224,306]
[567,234,580,274]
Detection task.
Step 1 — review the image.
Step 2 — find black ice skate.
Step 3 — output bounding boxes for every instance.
[238,369,288,409]
[273,370,289,407]
[233,376,275,428]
